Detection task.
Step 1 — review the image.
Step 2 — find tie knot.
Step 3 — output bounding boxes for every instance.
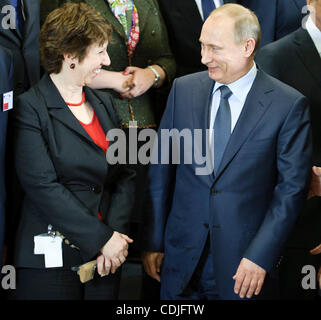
[219,85,232,100]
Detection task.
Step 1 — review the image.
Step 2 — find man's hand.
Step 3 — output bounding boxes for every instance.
[142,251,164,282]
[233,257,266,299]
[99,231,133,276]
[308,166,321,199]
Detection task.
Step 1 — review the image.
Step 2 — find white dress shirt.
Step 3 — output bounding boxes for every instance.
[209,63,257,165]
[194,0,224,20]
[306,15,321,58]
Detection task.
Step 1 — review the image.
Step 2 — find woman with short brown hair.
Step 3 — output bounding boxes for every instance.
[10,3,135,300]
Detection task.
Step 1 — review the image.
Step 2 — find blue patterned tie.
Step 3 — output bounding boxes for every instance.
[201,0,215,21]
[214,85,232,175]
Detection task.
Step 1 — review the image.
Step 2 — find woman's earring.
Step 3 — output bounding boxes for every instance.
[70,63,75,69]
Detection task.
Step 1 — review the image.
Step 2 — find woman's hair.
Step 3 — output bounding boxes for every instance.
[39,2,112,74]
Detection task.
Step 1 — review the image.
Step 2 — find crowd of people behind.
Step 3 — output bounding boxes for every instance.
[0,0,320,300]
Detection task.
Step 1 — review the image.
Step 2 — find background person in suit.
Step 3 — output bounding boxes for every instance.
[10,3,135,300]
[0,0,41,267]
[157,0,236,78]
[0,0,40,95]
[239,0,306,47]
[255,0,321,299]
[0,46,13,266]
[142,4,312,300]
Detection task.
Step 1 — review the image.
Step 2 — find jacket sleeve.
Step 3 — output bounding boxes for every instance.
[13,95,114,261]
[150,0,176,84]
[243,96,312,272]
[141,79,178,252]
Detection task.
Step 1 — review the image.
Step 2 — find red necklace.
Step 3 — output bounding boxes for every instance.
[65,92,85,106]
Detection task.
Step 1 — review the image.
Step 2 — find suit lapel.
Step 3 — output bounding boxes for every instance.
[192,72,214,185]
[293,28,321,91]
[38,74,99,148]
[135,0,154,36]
[292,0,304,11]
[22,0,39,47]
[85,88,115,133]
[214,70,273,181]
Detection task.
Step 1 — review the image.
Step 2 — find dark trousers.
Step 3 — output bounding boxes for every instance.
[162,239,219,300]
[9,267,121,300]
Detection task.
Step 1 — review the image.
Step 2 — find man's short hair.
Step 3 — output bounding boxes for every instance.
[39,2,112,74]
[210,4,262,54]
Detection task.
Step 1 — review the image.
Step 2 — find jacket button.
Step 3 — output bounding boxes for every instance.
[204,223,209,229]
[211,189,220,195]
[92,185,101,194]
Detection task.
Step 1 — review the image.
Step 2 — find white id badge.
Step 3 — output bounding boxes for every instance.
[2,91,13,112]
[44,236,63,268]
[34,225,63,268]
[34,235,47,255]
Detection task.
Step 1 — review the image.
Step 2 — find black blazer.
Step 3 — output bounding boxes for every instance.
[240,0,306,47]
[0,0,40,94]
[0,45,13,263]
[157,0,236,78]
[13,73,135,269]
[256,28,321,164]
[256,27,321,250]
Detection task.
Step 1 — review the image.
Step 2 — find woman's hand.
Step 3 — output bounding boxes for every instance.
[120,66,155,99]
[98,231,133,276]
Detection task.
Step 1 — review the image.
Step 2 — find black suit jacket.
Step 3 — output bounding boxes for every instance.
[256,27,321,250]
[240,0,306,47]
[157,0,236,78]
[0,0,40,95]
[12,74,135,269]
[0,45,13,264]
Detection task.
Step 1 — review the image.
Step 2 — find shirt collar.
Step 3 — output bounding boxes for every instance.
[213,62,257,103]
[306,15,321,57]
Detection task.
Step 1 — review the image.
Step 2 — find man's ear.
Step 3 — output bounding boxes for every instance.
[244,38,256,58]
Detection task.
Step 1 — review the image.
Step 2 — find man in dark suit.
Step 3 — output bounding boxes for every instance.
[0,46,13,266]
[142,4,312,299]
[240,0,306,47]
[256,0,321,300]
[157,0,236,78]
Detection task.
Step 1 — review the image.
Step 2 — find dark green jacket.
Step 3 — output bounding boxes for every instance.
[41,0,176,128]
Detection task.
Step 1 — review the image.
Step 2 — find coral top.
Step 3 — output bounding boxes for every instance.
[78,112,109,153]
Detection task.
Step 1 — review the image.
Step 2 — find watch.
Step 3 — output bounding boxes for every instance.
[148,65,160,87]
